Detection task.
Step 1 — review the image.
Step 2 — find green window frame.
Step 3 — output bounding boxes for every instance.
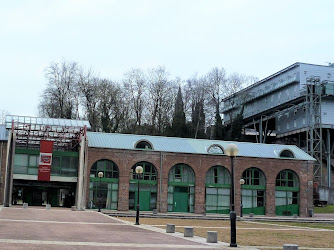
[206,166,230,186]
[130,162,157,181]
[275,169,299,216]
[129,162,158,211]
[168,163,195,184]
[205,166,230,214]
[90,159,119,179]
[51,156,78,177]
[89,159,119,210]
[275,169,299,188]
[167,185,195,213]
[168,164,195,212]
[89,181,119,210]
[14,150,78,177]
[242,167,266,187]
[241,167,266,215]
[14,154,39,175]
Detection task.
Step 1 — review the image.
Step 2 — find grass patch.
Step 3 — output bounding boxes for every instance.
[119,217,334,248]
[259,221,334,230]
[314,205,334,213]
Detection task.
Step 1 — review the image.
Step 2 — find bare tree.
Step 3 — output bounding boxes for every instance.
[123,69,147,134]
[39,61,79,119]
[77,68,100,131]
[183,74,210,137]
[147,66,177,135]
[98,79,126,133]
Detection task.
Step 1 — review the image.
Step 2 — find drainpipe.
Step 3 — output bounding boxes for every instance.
[327,129,331,188]
[0,141,3,203]
[159,151,162,212]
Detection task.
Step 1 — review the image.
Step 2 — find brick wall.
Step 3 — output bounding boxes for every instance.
[86,147,314,217]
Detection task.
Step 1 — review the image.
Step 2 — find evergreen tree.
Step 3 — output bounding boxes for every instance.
[172,87,187,137]
[213,104,226,140]
[229,106,244,141]
[191,100,206,139]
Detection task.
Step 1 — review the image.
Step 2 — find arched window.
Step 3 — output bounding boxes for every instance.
[168,164,195,213]
[90,159,119,179]
[130,162,157,181]
[207,144,224,154]
[276,169,299,188]
[135,140,153,150]
[89,159,119,210]
[206,166,230,185]
[242,167,266,186]
[169,164,195,183]
[205,166,230,214]
[279,149,295,158]
[129,162,157,211]
[275,169,299,216]
[241,167,266,215]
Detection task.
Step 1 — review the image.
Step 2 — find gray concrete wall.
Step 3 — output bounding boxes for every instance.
[318,186,334,204]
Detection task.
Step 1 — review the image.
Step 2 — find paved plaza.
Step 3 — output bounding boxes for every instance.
[0,207,239,250]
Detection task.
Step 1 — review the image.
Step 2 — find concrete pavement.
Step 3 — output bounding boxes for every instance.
[0,207,243,250]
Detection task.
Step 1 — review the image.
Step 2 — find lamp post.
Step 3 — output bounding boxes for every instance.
[240,178,245,217]
[225,143,239,248]
[98,171,103,212]
[135,166,143,225]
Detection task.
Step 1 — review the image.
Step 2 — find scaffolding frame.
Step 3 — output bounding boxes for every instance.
[305,76,323,185]
[5,115,88,151]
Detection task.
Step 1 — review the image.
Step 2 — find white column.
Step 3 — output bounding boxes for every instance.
[76,135,87,210]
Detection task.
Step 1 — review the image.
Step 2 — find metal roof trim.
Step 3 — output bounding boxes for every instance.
[6,115,91,129]
[87,132,315,161]
[0,125,8,141]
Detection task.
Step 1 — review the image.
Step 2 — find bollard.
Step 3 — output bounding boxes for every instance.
[23,203,28,208]
[283,244,298,250]
[152,209,158,215]
[184,227,194,237]
[46,204,51,209]
[71,206,77,211]
[166,224,175,233]
[309,209,314,217]
[249,213,254,217]
[207,231,218,243]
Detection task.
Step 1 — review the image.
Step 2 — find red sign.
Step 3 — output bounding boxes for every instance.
[38,140,54,181]
[39,153,52,165]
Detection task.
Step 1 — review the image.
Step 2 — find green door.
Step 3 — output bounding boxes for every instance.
[50,189,59,207]
[173,186,188,212]
[135,191,151,211]
[275,190,299,216]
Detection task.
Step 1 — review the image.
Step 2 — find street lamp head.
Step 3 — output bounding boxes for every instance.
[240,178,245,185]
[98,171,104,178]
[225,143,239,157]
[135,166,143,174]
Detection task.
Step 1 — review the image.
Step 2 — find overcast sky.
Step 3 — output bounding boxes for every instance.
[1,0,334,118]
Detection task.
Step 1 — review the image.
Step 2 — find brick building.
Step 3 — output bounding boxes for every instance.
[1,116,314,217]
[87,132,314,217]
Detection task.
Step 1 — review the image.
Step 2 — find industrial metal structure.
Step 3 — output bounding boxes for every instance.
[222,62,334,202]
[1,115,90,209]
